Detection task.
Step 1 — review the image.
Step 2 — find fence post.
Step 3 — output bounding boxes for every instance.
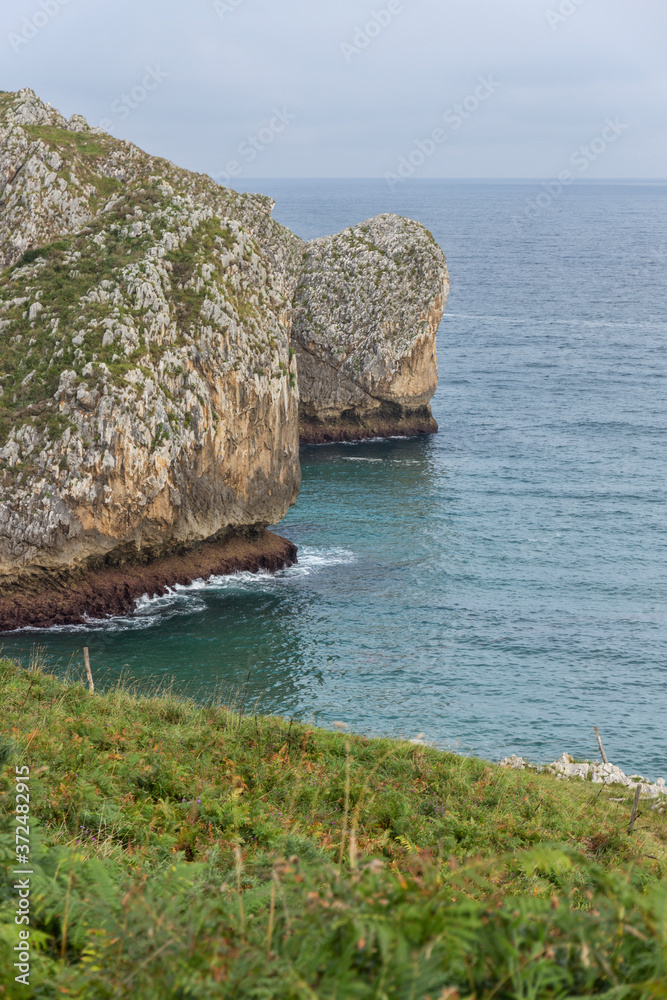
[83,647,94,694]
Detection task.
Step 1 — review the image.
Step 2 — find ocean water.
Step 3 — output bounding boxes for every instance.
[4,180,667,777]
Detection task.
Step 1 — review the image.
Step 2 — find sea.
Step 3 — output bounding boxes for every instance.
[4,179,667,777]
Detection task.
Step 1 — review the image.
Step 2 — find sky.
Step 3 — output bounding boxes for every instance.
[1,0,666,181]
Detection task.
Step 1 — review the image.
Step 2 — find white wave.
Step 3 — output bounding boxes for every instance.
[204,545,356,585]
[119,547,356,619]
[341,456,422,465]
[307,434,428,447]
[293,546,356,570]
[10,546,357,634]
[7,613,162,635]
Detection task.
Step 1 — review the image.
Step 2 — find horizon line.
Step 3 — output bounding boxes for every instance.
[230,176,667,184]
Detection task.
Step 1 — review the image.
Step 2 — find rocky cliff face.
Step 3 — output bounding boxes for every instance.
[0,89,449,625]
[0,89,301,596]
[292,215,449,442]
[0,92,109,271]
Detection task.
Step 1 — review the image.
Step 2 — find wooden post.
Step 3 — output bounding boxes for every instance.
[594,726,608,764]
[83,647,94,694]
[628,785,641,834]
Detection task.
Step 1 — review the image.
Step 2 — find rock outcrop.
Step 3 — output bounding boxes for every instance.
[0,90,111,270]
[0,89,449,627]
[292,215,449,443]
[500,753,667,802]
[0,89,302,607]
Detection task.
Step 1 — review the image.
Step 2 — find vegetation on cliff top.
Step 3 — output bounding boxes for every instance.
[1,657,666,997]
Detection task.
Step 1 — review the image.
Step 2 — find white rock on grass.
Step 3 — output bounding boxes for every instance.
[500,752,667,800]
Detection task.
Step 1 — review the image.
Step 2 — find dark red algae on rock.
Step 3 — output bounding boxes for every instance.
[0,531,297,632]
[299,408,438,445]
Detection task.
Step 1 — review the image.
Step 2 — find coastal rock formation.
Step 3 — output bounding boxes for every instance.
[1,89,121,270]
[292,215,449,443]
[0,532,297,631]
[0,89,302,608]
[0,89,449,626]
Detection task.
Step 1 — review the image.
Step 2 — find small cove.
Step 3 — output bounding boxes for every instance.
[5,180,667,777]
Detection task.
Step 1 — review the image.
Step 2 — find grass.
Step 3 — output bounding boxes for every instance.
[21,125,114,158]
[0,656,666,997]
[165,216,243,331]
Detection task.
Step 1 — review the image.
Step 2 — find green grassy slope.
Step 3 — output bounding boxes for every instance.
[1,658,666,998]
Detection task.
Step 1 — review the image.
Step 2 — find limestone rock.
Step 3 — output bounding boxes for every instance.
[500,752,667,799]
[1,89,101,269]
[0,89,302,590]
[498,754,526,770]
[292,214,449,442]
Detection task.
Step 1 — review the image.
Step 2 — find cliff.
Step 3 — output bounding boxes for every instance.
[292,215,449,442]
[0,89,448,627]
[0,89,302,622]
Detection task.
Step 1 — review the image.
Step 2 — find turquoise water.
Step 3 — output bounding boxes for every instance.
[4,181,667,776]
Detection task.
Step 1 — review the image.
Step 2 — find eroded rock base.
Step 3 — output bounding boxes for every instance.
[299,403,438,445]
[0,530,297,631]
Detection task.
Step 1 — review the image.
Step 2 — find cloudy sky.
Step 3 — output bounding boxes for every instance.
[2,0,666,180]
